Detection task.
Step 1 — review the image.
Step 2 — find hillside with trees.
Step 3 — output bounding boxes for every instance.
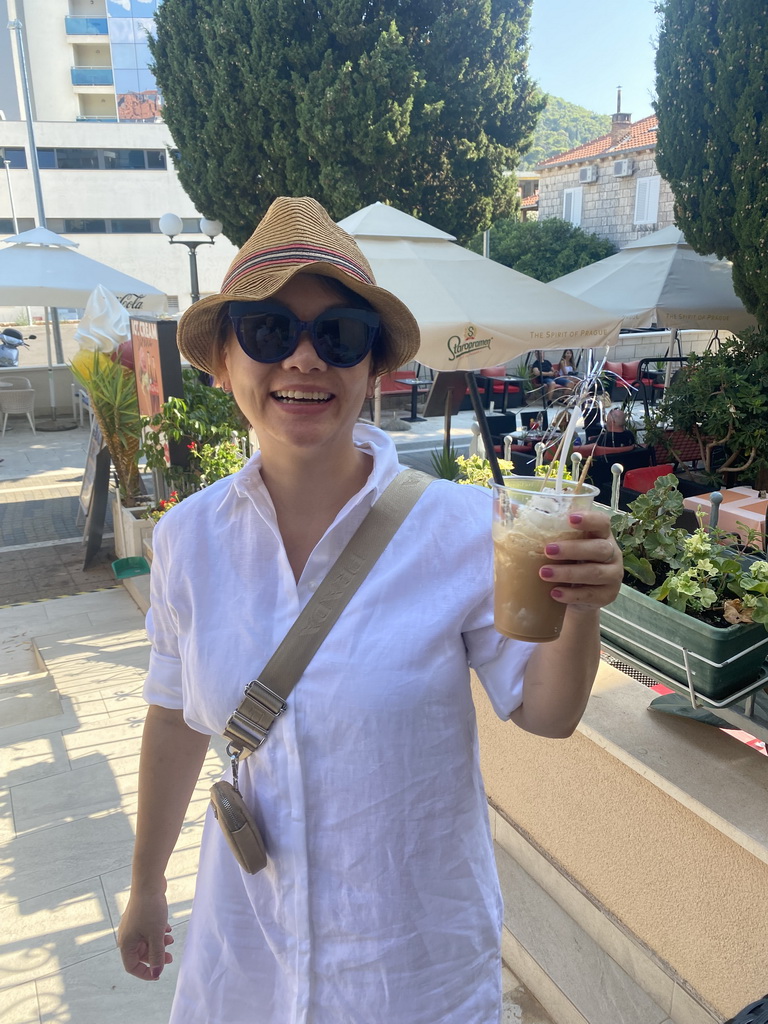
[518,96,611,169]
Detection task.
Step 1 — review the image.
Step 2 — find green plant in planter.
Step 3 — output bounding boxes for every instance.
[645,331,768,491]
[611,474,768,629]
[70,349,142,506]
[140,368,248,499]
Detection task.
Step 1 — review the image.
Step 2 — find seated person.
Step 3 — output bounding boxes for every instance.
[599,408,636,448]
[530,356,557,399]
[552,348,581,395]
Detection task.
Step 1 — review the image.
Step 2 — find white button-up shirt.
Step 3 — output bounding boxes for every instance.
[144,424,534,1024]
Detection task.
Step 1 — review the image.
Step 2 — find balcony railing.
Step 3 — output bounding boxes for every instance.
[75,115,118,122]
[70,67,114,86]
[64,16,108,35]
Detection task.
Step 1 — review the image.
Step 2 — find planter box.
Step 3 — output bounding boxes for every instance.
[112,491,155,560]
[600,583,768,700]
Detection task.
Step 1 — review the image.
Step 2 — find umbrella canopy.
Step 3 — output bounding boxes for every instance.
[338,203,622,371]
[0,227,167,312]
[548,225,756,332]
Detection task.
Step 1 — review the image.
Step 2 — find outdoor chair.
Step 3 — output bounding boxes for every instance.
[0,376,36,436]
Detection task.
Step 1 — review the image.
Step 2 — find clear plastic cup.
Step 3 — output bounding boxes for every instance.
[492,477,599,642]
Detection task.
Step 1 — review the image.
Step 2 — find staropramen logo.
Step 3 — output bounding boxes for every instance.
[446,325,493,362]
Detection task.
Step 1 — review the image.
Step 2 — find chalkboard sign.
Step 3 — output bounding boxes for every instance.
[79,418,106,520]
[80,419,112,569]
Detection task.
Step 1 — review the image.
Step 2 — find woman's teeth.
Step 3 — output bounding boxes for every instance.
[273,390,332,402]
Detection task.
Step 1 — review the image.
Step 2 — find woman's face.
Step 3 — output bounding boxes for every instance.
[218,274,376,459]
[564,349,574,361]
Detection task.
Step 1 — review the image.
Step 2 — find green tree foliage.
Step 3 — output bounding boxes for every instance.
[655,0,768,327]
[150,0,544,246]
[517,96,611,170]
[468,218,616,281]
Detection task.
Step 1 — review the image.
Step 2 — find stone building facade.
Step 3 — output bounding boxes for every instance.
[536,114,676,249]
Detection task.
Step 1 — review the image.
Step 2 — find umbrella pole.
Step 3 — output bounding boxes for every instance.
[465,372,503,485]
[36,306,77,432]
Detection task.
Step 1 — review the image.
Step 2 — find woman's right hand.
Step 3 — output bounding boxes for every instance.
[118,888,174,981]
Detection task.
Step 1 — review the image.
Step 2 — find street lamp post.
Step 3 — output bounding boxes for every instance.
[159,214,222,304]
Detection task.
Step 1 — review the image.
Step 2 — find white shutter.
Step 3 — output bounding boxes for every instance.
[634,175,661,225]
[562,187,583,226]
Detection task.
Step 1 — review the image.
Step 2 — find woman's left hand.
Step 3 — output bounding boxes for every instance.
[538,510,623,612]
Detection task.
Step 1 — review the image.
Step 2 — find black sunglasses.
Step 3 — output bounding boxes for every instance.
[228,301,380,368]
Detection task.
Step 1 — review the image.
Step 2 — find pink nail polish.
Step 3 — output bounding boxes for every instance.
[569,513,583,525]
[151,967,162,980]
[545,543,560,555]
[551,589,563,599]
[540,566,554,578]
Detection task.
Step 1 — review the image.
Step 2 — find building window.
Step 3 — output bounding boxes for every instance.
[0,217,36,233]
[35,148,167,170]
[0,147,27,169]
[562,187,583,227]
[112,218,153,233]
[634,175,661,225]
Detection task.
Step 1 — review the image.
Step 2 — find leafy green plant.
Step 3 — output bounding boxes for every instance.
[645,331,768,491]
[140,369,248,499]
[455,453,515,487]
[70,349,142,505]
[431,446,461,481]
[611,474,768,628]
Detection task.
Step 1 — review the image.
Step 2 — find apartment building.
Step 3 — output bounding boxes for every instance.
[0,0,237,316]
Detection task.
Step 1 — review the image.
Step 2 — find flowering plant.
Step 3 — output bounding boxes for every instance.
[143,491,181,523]
[455,454,573,489]
[612,473,768,629]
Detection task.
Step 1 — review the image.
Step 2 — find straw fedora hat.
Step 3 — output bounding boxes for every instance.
[177,196,421,377]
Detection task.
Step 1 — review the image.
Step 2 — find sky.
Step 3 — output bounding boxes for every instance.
[527,0,661,119]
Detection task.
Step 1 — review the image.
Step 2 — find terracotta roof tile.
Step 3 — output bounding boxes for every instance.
[538,114,658,167]
[520,192,539,208]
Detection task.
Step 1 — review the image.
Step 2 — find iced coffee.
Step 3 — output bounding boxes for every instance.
[492,478,598,642]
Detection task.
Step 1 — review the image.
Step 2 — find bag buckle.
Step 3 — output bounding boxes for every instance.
[223,679,287,757]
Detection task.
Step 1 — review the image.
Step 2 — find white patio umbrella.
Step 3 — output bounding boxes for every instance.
[0,227,167,311]
[0,227,167,427]
[338,203,623,480]
[339,203,622,372]
[548,225,756,333]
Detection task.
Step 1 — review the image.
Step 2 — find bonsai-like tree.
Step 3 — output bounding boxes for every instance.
[150,0,544,244]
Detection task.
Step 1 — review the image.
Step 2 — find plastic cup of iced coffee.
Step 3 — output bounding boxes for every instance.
[492,477,599,643]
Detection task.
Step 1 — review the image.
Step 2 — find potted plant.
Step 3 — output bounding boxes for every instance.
[70,349,143,506]
[602,474,768,699]
[644,330,768,492]
[138,368,249,532]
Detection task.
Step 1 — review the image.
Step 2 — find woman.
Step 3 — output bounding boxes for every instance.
[118,197,622,1024]
[553,348,581,395]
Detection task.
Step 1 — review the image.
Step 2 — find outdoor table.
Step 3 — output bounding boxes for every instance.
[397,377,431,422]
[683,486,767,551]
[485,375,527,413]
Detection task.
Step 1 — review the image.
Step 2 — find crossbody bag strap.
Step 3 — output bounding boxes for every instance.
[223,468,432,758]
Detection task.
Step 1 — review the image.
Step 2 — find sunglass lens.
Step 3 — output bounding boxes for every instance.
[315,315,372,367]
[238,313,293,361]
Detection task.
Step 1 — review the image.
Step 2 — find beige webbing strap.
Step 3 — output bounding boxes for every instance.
[223,469,432,758]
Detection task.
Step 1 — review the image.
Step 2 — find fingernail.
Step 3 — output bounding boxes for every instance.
[545,543,560,555]
[551,588,563,599]
[540,566,554,578]
[569,514,583,525]
[151,967,162,980]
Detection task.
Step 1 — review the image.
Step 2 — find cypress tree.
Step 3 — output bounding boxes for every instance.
[655,0,768,326]
[150,0,543,245]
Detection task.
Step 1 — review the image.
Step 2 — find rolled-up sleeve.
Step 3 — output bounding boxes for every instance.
[142,517,184,709]
[465,624,535,720]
